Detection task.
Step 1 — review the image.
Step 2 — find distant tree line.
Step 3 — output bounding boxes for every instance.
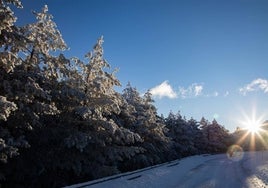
[1,1,267,187]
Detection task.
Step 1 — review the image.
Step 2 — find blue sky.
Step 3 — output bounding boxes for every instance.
[15,0,268,132]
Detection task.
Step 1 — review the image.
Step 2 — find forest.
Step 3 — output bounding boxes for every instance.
[1,1,268,187]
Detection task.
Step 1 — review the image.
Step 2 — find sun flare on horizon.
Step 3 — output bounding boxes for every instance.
[239,109,264,134]
[244,119,262,134]
[235,106,268,152]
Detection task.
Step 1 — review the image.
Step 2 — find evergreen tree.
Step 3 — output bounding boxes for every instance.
[201,119,229,153]
[0,0,25,170]
[165,111,201,157]
[120,84,172,168]
[0,0,23,73]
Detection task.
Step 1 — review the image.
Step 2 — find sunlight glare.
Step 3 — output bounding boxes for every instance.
[245,119,261,134]
[238,106,264,135]
[246,122,260,133]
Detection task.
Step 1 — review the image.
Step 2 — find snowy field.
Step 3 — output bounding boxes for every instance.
[66,151,268,188]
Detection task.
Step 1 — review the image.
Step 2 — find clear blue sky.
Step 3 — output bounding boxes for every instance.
[15,0,268,132]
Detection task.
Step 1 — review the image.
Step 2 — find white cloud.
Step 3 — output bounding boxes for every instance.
[150,81,177,99]
[224,91,229,97]
[239,78,268,95]
[150,81,224,99]
[195,85,203,96]
[204,91,220,97]
[178,83,203,98]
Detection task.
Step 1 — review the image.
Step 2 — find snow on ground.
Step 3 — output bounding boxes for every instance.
[66,151,268,188]
[242,151,268,187]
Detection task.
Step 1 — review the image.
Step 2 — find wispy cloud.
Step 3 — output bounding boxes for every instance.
[239,78,268,95]
[178,83,203,99]
[224,91,229,97]
[204,91,220,98]
[150,81,177,99]
[150,81,228,100]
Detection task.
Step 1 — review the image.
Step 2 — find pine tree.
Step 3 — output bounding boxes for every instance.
[0,0,23,73]
[201,119,229,153]
[20,5,67,76]
[83,36,121,117]
[120,84,172,167]
[165,111,201,157]
[0,0,26,167]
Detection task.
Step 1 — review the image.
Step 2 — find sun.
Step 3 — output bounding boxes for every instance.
[244,119,262,134]
[238,109,264,134]
[235,106,268,151]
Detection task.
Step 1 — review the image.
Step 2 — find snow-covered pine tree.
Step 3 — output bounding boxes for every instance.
[0,4,68,184]
[46,39,146,185]
[201,119,229,153]
[0,0,30,181]
[83,36,121,118]
[5,4,68,129]
[20,5,67,77]
[0,0,23,73]
[120,83,172,168]
[0,0,27,167]
[165,111,195,157]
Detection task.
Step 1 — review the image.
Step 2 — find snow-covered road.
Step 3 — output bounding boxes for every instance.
[172,153,266,188]
[67,151,268,188]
